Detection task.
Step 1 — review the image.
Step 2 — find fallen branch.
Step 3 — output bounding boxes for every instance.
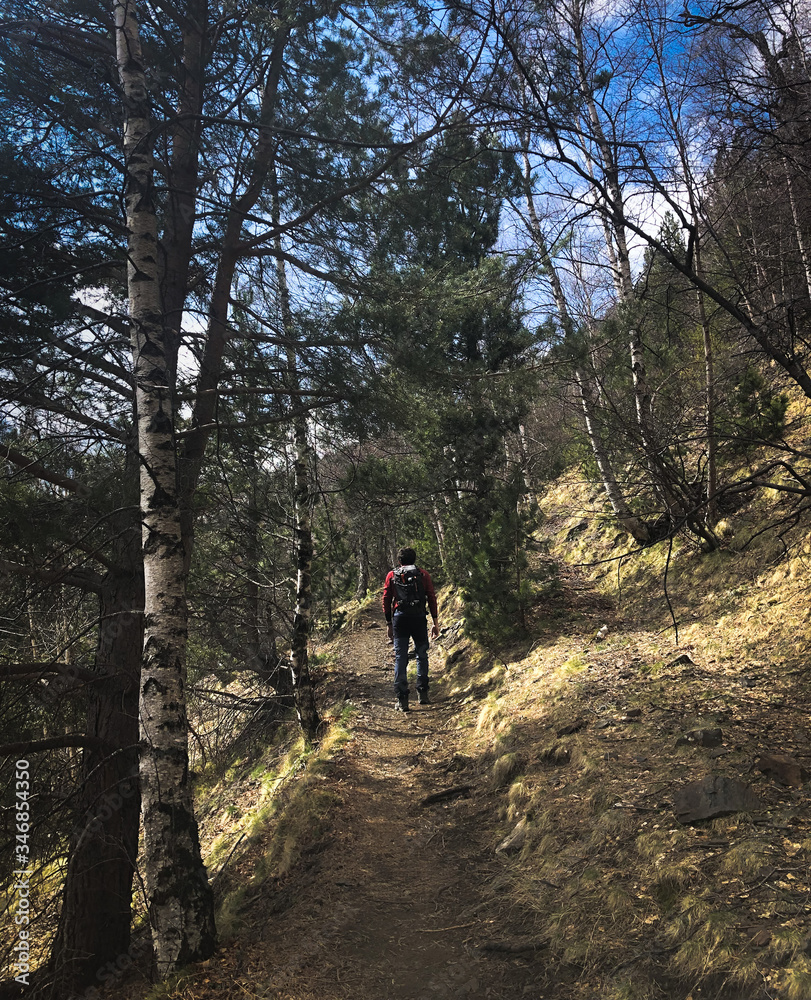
[475,937,548,954]
[418,921,478,933]
[419,783,472,807]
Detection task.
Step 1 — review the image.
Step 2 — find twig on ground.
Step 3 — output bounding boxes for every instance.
[419,784,472,806]
[211,833,248,886]
[418,921,479,933]
[475,938,548,954]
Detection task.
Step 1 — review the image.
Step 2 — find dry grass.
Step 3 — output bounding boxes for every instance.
[95,434,811,1000]
[195,715,351,946]
[437,457,811,999]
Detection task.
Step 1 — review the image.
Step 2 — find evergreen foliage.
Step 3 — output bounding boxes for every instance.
[1,0,811,989]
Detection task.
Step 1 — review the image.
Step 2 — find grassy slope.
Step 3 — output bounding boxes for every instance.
[97,454,811,1000]
[438,462,811,1000]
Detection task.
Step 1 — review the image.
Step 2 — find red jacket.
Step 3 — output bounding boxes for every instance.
[382,567,438,622]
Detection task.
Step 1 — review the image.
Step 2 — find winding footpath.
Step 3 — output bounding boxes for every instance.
[253,609,542,1000]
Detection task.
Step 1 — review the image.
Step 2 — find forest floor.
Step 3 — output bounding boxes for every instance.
[105,493,811,1000]
[174,609,546,1000]
[102,604,550,1000]
[225,610,546,1000]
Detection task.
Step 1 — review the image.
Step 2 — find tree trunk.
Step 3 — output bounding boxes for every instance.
[289,413,321,739]
[355,537,370,601]
[431,505,447,568]
[114,0,216,975]
[783,157,811,301]
[515,423,534,493]
[643,15,719,532]
[273,180,320,741]
[245,485,267,675]
[46,505,144,997]
[245,487,293,705]
[694,246,718,527]
[574,367,650,542]
[571,6,666,495]
[177,24,290,531]
[159,0,206,391]
[520,145,648,543]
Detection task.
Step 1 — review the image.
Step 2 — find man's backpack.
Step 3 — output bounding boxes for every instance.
[393,564,427,615]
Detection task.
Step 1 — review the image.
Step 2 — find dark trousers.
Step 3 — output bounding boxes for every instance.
[392,613,429,698]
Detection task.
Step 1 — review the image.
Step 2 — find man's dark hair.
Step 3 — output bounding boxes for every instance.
[397,547,417,565]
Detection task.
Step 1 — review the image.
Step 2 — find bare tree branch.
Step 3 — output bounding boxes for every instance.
[0,558,103,593]
[0,662,97,681]
[2,444,91,496]
[0,734,110,756]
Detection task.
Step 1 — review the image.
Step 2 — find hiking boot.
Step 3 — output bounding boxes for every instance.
[417,689,430,705]
[396,694,409,712]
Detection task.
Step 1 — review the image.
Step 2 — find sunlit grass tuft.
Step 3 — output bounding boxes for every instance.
[781,957,811,1000]
[720,838,772,876]
[769,927,809,962]
[476,695,501,733]
[491,751,521,788]
[507,778,532,821]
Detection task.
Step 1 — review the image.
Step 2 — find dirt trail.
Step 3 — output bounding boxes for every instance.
[252,610,542,1000]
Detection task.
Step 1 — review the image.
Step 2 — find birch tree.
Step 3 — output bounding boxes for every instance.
[3,0,477,980]
[113,0,216,970]
[454,0,805,538]
[515,136,651,542]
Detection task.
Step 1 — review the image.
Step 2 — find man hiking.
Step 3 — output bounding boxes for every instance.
[382,547,439,712]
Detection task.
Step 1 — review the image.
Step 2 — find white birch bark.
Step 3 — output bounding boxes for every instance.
[783,157,811,301]
[114,0,215,974]
[521,148,649,542]
[569,2,660,469]
[432,504,448,567]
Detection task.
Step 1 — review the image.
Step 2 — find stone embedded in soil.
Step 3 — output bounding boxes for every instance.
[755,752,810,787]
[673,775,762,824]
[446,646,467,665]
[496,816,529,854]
[675,728,724,748]
[556,720,586,736]
[666,653,695,668]
[565,519,588,540]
